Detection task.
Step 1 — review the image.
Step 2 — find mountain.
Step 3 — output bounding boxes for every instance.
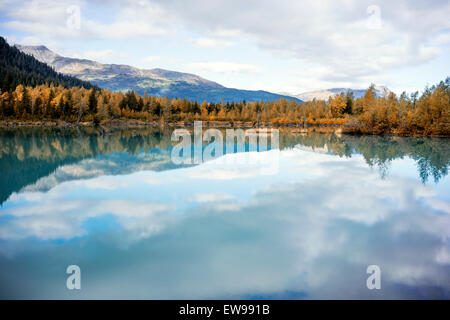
[0,37,95,91]
[15,44,301,103]
[294,86,390,102]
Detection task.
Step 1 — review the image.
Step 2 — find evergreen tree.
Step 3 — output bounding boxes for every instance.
[88,89,98,114]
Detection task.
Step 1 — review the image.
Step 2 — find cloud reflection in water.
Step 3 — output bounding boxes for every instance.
[0,143,449,299]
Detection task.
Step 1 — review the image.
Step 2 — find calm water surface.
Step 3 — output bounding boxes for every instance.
[0,127,449,299]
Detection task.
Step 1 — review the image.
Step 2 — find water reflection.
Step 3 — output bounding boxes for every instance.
[0,127,449,299]
[0,127,448,205]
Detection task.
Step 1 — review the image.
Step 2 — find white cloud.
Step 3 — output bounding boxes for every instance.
[1,0,449,92]
[151,0,450,86]
[83,20,167,39]
[141,55,161,64]
[212,28,242,38]
[82,49,129,63]
[189,37,234,48]
[187,61,262,74]
[1,0,169,40]
[0,198,173,240]
[186,192,235,203]
[429,33,450,47]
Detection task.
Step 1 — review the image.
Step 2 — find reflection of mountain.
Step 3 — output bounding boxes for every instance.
[0,127,178,204]
[0,128,449,205]
[21,151,181,194]
[0,152,81,206]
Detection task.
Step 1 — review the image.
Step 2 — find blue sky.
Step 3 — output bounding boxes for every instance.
[0,0,449,94]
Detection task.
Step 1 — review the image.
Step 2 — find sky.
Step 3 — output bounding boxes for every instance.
[0,0,449,95]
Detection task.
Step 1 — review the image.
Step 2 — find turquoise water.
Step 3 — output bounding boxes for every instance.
[0,127,449,299]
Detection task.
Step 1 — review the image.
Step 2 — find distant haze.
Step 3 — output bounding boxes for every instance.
[291,86,391,102]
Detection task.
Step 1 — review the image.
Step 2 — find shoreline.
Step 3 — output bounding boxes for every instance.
[0,119,337,129]
[0,120,448,138]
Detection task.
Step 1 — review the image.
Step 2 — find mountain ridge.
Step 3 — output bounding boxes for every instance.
[15,44,301,103]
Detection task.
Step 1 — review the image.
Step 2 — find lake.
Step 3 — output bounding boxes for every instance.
[0,126,449,299]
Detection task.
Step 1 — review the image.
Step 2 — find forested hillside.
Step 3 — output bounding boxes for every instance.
[0,37,95,91]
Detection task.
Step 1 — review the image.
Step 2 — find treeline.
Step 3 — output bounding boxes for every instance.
[341,80,449,136]
[0,78,449,136]
[0,84,304,125]
[0,36,95,91]
[299,80,449,136]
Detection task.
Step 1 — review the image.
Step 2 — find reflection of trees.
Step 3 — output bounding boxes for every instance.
[275,133,448,183]
[300,134,449,184]
[411,139,449,183]
[278,133,353,157]
[0,128,449,205]
[0,127,174,205]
